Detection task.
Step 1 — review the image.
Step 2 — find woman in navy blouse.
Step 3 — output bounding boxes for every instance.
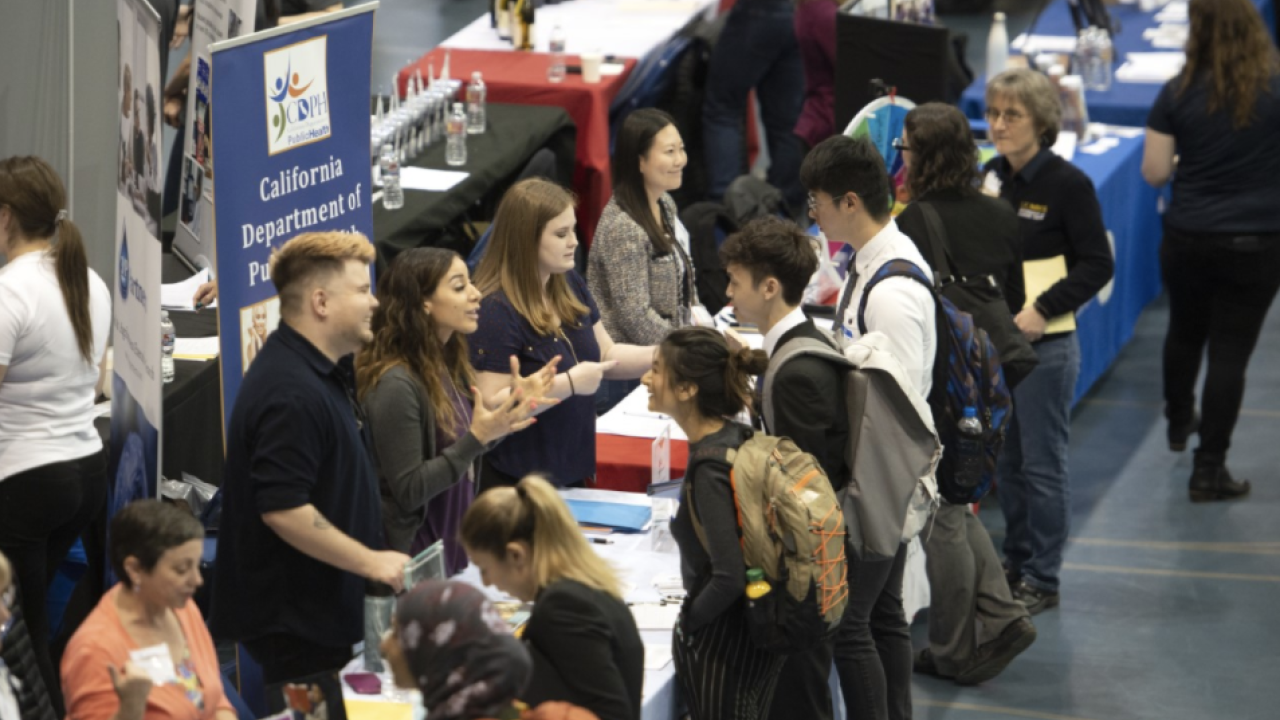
[470,178,655,489]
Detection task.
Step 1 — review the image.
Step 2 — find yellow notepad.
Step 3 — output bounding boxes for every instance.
[1023,256,1077,334]
[345,699,414,720]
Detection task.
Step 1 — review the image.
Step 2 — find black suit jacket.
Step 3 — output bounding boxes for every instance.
[896,188,1026,314]
[767,320,851,490]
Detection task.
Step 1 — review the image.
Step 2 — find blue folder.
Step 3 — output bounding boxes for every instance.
[564,499,652,533]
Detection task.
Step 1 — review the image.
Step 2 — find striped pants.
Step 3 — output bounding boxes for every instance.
[673,604,786,720]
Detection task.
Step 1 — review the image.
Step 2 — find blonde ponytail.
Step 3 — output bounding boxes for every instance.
[461,475,623,599]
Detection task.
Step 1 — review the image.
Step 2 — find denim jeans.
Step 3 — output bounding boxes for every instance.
[702,0,805,208]
[997,333,1079,593]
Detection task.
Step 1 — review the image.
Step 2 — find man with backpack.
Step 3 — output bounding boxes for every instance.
[720,216,849,720]
[801,135,934,720]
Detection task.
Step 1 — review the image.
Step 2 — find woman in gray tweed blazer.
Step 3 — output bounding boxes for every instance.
[588,109,698,346]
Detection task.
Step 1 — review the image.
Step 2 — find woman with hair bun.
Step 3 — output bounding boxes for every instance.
[640,326,782,720]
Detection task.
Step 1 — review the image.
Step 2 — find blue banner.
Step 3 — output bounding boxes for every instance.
[210,5,376,426]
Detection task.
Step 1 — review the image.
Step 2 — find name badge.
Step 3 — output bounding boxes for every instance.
[1018,202,1047,221]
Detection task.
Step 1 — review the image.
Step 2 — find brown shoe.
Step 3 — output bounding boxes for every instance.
[955,617,1037,686]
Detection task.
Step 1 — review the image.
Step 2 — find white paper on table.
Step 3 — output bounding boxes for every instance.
[1155,1,1188,23]
[1051,131,1077,161]
[1079,137,1122,155]
[175,336,221,359]
[1089,123,1145,139]
[378,166,469,192]
[1010,34,1079,54]
[629,602,682,630]
[1116,52,1186,83]
[599,62,627,77]
[597,385,690,440]
[643,643,674,670]
[161,268,215,310]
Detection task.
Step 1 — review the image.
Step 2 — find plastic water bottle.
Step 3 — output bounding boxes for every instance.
[1089,27,1113,91]
[446,103,467,166]
[954,406,985,489]
[160,311,175,383]
[380,143,404,210]
[466,72,486,134]
[985,12,1009,81]
[547,25,567,83]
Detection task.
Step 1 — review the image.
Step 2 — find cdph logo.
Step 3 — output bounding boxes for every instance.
[118,230,148,306]
[263,36,331,155]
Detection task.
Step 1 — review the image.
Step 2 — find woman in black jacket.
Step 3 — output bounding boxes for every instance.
[895,103,1036,686]
[1141,0,1280,501]
[641,326,782,720]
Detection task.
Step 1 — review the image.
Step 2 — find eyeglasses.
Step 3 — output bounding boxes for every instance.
[984,108,1027,125]
[892,137,911,152]
[808,192,851,213]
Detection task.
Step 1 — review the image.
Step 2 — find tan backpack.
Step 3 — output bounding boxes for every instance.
[685,433,849,653]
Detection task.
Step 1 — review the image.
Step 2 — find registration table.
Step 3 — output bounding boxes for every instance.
[342,488,927,720]
[398,0,715,245]
[372,102,575,271]
[959,0,1276,127]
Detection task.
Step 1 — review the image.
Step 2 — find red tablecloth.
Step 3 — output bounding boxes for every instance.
[400,49,635,246]
[595,434,688,494]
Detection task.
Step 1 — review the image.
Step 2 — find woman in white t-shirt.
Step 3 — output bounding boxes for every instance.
[0,155,112,717]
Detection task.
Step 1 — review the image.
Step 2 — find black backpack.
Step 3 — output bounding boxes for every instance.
[679,201,737,314]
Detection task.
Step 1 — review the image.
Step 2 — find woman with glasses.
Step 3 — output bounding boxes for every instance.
[893,102,1036,685]
[982,69,1114,616]
[1141,0,1280,501]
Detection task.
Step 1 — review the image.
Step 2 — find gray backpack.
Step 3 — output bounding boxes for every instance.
[762,335,940,560]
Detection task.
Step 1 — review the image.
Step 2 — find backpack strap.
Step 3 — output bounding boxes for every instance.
[854,259,936,336]
[682,445,735,554]
[760,335,850,433]
[915,201,954,284]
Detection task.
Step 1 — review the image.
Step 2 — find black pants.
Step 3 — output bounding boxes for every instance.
[1161,227,1280,459]
[832,543,912,720]
[673,602,786,720]
[768,637,834,720]
[0,449,108,718]
[244,632,352,720]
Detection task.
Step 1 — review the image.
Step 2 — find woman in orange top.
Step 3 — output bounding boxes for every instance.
[61,500,234,720]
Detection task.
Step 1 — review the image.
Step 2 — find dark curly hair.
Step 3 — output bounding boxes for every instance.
[902,103,980,200]
[658,327,767,420]
[1181,0,1280,129]
[356,248,475,438]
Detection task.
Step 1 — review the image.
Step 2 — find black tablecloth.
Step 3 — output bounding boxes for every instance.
[372,102,576,271]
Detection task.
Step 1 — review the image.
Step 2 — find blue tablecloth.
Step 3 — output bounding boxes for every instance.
[960,0,1277,127]
[1068,133,1163,403]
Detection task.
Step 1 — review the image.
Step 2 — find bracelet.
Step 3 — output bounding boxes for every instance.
[566,371,576,396]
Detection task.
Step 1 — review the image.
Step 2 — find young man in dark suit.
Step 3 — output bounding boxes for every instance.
[721,216,849,720]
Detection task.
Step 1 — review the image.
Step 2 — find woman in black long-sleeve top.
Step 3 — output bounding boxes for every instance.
[982,69,1114,616]
[460,474,643,720]
[1141,0,1280,501]
[640,326,783,720]
[895,103,1036,685]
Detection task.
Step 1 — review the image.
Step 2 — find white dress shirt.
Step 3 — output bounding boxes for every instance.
[835,219,937,398]
[762,306,808,357]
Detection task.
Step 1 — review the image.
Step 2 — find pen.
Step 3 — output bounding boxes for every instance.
[587,536,614,545]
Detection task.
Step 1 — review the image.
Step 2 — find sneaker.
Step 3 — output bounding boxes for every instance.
[913,647,952,678]
[1011,580,1059,615]
[955,617,1037,686]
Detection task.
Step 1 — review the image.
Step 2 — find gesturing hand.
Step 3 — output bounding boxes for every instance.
[566,360,620,396]
[510,354,560,406]
[109,661,154,713]
[471,386,541,445]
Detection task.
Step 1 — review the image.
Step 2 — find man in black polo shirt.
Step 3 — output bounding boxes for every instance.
[211,232,408,707]
[720,216,849,720]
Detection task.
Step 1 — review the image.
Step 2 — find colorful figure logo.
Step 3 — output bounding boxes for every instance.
[270,58,317,141]
[262,37,331,155]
